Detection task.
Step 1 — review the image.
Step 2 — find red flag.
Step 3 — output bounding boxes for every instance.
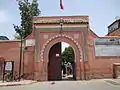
[60,0,64,9]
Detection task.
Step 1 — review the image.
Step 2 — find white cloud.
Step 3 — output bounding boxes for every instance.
[0,10,9,23]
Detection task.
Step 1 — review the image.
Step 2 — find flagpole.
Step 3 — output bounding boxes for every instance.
[60,0,64,10]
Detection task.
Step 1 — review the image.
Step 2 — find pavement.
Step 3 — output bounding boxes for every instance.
[0,80,37,87]
[0,78,120,89]
[62,74,73,80]
[105,79,120,85]
[0,79,120,90]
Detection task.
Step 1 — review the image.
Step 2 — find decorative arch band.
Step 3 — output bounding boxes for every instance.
[40,34,83,61]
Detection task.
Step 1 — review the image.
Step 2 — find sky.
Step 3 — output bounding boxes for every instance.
[0,0,120,50]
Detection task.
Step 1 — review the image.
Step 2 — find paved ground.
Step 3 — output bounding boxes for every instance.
[0,79,120,90]
[0,80,36,87]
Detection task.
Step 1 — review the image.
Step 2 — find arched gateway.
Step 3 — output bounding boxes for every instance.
[42,34,82,80]
[32,16,89,81]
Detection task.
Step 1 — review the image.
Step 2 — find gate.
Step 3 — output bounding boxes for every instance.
[48,42,62,81]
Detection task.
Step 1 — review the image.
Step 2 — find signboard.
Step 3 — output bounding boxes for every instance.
[94,38,120,56]
[25,39,35,46]
[3,61,14,82]
[5,61,12,71]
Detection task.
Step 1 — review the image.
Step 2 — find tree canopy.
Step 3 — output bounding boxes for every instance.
[13,0,40,39]
[61,46,74,64]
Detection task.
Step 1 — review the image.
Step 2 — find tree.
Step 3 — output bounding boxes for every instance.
[14,0,40,39]
[61,46,74,64]
[14,33,21,40]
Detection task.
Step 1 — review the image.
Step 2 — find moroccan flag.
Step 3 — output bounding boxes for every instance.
[60,0,64,9]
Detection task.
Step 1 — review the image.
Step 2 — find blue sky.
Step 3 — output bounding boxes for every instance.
[0,0,120,40]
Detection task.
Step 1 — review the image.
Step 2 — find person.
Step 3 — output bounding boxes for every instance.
[62,64,66,77]
[67,62,70,75]
[62,62,66,77]
[69,64,72,75]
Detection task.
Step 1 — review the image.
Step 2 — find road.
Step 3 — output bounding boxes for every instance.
[0,79,120,90]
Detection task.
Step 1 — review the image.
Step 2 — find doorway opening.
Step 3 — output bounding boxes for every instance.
[113,63,120,79]
[0,57,4,80]
[48,42,76,81]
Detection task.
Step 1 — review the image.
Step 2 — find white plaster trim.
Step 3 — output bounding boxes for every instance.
[35,25,88,29]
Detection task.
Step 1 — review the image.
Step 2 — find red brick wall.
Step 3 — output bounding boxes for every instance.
[0,15,119,81]
[88,30,120,79]
[34,30,84,81]
[23,32,35,79]
[0,40,21,76]
[107,28,120,36]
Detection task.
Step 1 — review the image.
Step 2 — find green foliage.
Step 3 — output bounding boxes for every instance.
[14,0,40,39]
[61,46,74,64]
[14,33,21,39]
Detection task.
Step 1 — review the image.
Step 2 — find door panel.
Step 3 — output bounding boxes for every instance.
[48,42,61,81]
